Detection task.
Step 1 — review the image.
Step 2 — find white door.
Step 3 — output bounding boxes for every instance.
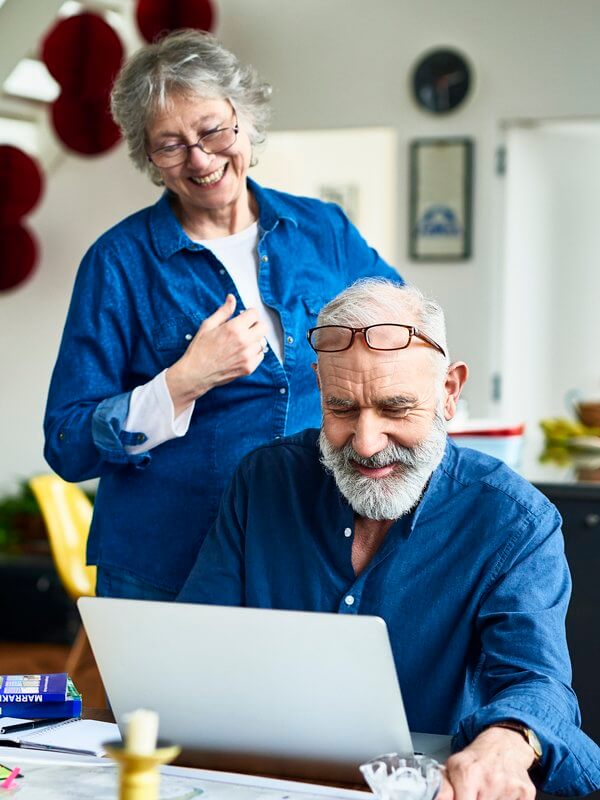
[498,120,600,433]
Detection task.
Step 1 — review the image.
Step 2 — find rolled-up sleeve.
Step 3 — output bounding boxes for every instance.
[453,507,600,795]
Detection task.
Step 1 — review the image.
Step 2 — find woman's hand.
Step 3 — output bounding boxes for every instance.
[166,294,268,416]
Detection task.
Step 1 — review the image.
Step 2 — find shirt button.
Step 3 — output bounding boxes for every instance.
[185,333,193,341]
[287,335,294,344]
[136,434,145,443]
[58,432,65,441]
[344,527,352,538]
[344,595,355,606]
[279,387,286,395]
[219,268,225,275]
[274,435,281,439]
[261,255,269,263]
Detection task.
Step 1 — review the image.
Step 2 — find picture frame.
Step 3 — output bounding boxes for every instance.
[409,137,473,261]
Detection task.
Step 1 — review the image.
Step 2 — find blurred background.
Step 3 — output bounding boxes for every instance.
[1,0,600,493]
[0,0,599,744]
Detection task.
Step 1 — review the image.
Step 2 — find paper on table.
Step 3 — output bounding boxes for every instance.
[0,747,369,800]
[0,718,120,756]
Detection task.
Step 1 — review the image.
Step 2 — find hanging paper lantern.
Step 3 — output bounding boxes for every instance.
[0,224,38,291]
[0,146,44,225]
[42,12,124,155]
[51,93,121,156]
[136,0,215,44]
[41,12,124,101]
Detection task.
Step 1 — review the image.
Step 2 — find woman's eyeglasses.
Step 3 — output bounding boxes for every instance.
[147,113,239,168]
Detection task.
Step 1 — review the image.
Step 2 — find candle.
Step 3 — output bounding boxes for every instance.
[123,709,159,756]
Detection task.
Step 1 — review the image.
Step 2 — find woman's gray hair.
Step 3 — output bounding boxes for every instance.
[110,29,272,185]
[317,278,449,369]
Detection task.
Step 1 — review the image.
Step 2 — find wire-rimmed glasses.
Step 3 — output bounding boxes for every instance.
[147,113,239,168]
[307,324,446,357]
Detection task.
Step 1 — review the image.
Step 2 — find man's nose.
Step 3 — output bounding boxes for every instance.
[352,415,388,459]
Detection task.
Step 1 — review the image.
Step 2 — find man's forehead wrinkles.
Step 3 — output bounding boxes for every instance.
[326,352,405,369]
[326,362,400,382]
[322,364,418,397]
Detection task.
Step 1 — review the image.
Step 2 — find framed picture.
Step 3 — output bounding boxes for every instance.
[409,138,473,261]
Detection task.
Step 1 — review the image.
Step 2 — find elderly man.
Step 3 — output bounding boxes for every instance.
[179,279,600,797]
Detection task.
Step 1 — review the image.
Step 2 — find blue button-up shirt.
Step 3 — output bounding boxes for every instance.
[178,429,600,796]
[43,180,400,592]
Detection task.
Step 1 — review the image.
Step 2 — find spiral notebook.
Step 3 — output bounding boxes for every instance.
[0,718,120,756]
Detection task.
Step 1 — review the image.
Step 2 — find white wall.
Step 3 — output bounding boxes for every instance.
[2,0,600,491]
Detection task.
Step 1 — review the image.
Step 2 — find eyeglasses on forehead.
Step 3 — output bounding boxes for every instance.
[307,323,446,358]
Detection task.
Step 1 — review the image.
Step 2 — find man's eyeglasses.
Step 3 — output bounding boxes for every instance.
[307,324,446,357]
[147,113,239,168]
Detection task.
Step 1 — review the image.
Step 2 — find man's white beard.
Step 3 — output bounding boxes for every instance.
[318,414,447,521]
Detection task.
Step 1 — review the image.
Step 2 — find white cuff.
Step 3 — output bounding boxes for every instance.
[123,369,195,454]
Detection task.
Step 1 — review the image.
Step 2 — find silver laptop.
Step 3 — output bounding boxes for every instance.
[79,598,451,782]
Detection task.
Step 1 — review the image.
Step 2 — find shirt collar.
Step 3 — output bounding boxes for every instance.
[247,177,298,232]
[149,178,298,260]
[407,437,454,536]
[149,191,196,259]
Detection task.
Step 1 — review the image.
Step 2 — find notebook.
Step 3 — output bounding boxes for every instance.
[0,718,120,756]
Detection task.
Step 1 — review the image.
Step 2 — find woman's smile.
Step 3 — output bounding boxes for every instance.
[188,163,228,187]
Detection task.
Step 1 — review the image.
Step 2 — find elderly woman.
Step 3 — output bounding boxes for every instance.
[44,30,401,600]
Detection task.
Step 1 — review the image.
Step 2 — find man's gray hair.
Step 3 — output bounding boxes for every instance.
[110,29,272,186]
[317,278,449,367]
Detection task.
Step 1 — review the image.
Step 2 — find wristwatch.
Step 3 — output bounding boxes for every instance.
[492,721,543,765]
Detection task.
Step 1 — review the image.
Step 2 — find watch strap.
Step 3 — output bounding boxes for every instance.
[492,721,542,765]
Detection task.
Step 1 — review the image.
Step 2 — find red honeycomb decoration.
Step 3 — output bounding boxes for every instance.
[0,146,44,291]
[41,12,124,155]
[136,0,215,43]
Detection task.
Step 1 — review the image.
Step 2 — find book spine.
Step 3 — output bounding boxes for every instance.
[0,697,82,720]
[0,674,68,703]
[0,692,66,703]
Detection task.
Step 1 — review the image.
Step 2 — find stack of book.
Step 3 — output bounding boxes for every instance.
[0,673,82,720]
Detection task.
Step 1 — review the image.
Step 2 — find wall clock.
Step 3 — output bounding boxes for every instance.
[412,48,472,114]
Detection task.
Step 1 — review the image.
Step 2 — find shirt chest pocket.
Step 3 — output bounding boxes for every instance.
[301,294,331,325]
[153,314,204,365]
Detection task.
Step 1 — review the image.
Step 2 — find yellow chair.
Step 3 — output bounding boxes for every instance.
[29,474,96,673]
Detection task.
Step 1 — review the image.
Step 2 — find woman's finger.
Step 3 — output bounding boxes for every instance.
[199,294,237,332]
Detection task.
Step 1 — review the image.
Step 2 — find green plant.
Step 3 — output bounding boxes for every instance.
[0,481,48,554]
[0,480,96,555]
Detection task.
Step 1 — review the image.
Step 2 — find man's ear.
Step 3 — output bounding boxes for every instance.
[311,361,321,390]
[443,361,468,421]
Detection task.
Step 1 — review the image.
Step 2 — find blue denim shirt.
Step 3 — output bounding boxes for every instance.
[43,180,400,591]
[178,429,600,796]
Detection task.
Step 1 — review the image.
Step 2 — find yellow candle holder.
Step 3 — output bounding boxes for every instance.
[105,741,181,800]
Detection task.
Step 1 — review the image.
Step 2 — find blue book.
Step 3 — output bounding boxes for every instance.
[0,678,81,720]
[0,673,68,704]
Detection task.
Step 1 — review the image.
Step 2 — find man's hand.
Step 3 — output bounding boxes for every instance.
[437,726,537,800]
[166,294,268,416]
